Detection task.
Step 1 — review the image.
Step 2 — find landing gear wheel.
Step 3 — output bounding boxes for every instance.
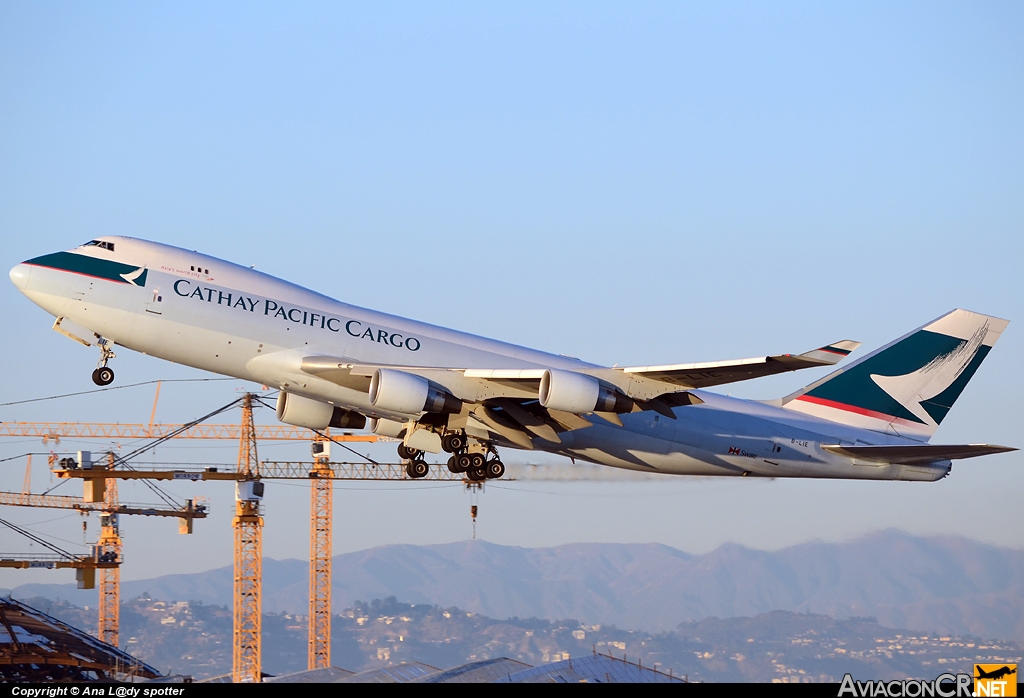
[92,367,114,386]
[467,465,487,482]
[442,432,466,453]
[397,444,418,461]
[485,459,505,479]
[406,459,429,479]
[447,455,464,474]
[457,454,474,471]
[469,453,485,470]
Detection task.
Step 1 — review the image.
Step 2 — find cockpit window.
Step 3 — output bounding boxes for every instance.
[83,240,115,251]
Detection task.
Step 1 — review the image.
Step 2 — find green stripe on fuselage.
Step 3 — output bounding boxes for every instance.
[26,251,147,287]
[805,329,976,425]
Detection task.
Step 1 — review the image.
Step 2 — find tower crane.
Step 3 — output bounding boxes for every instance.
[0,517,119,591]
[0,451,209,646]
[19,394,494,682]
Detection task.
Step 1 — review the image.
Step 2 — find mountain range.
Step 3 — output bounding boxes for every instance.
[7,530,1024,642]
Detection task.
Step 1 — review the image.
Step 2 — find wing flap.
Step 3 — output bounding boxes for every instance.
[822,443,1016,465]
[619,340,861,389]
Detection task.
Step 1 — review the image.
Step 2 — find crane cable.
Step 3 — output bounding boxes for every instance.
[39,397,245,508]
[109,397,246,508]
[0,377,236,408]
[0,516,77,560]
[250,394,381,466]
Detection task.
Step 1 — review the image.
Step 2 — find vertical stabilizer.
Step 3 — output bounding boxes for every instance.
[782,309,1008,441]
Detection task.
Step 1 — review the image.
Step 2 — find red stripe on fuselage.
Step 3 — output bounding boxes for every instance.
[793,394,919,427]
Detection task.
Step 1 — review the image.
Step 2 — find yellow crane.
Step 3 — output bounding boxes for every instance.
[1,451,208,646]
[0,489,208,522]
[0,421,379,443]
[0,517,119,591]
[309,434,331,671]
[98,451,121,646]
[233,393,262,684]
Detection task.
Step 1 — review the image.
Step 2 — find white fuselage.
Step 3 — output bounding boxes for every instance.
[10,237,948,482]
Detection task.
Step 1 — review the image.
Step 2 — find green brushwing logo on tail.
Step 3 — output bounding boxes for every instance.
[804,328,990,426]
[784,309,1007,438]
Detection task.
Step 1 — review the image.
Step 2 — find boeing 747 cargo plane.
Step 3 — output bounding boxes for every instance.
[9,237,1015,481]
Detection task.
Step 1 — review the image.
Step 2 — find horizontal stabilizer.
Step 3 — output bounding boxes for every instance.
[821,443,1016,465]
[619,340,861,390]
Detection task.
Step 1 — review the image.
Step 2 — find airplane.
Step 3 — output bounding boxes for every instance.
[975,666,1017,681]
[9,237,1016,482]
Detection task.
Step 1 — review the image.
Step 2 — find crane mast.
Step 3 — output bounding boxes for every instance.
[233,393,263,684]
[98,452,121,647]
[309,434,332,670]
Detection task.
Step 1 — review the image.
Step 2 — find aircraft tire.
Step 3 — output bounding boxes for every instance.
[397,444,415,460]
[467,465,487,482]
[469,453,485,469]
[447,455,463,474]
[485,459,505,479]
[441,433,461,453]
[457,454,473,471]
[92,367,114,386]
[406,459,429,479]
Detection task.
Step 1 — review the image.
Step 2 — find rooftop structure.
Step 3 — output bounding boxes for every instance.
[497,653,686,683]
[0,597,160,682]
[415,657,534,683]
[336,661,440,683]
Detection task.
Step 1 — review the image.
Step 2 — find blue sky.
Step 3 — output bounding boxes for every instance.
[1,2,1022,585]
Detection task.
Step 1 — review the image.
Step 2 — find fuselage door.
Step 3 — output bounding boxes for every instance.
[71,276,93,303]
[145,286,163,315]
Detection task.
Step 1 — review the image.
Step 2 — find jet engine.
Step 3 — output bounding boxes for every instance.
[539,369,634,414]
[369,368,463,415]
[276,392,367,430]
[369,417,406,438]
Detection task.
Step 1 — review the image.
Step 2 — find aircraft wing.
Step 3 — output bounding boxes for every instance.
[301,358,547,397]
[821,444,1016,464]
[617,340,861,389]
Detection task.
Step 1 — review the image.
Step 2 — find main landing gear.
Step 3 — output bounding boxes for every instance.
[91,339,116,386]
[398,431,505,481]
[397,444,430,479]
[442,432,504,482]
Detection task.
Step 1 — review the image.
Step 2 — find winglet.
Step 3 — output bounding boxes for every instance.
[796,340,862,366]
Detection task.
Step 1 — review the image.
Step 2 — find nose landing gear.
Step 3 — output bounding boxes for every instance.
[91,339,116,386]
[91,367,115,386]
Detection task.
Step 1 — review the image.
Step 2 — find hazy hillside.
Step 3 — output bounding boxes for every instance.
[10,530,1024,641]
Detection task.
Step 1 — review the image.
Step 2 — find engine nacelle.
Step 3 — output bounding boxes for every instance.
[539,369,634,414]
[329,409,367,430]
[276,392,367,430]
[369,417,406,438]
[369,369,462,415]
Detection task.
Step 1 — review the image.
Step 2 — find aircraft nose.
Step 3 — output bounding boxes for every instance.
[9,263,31,292]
